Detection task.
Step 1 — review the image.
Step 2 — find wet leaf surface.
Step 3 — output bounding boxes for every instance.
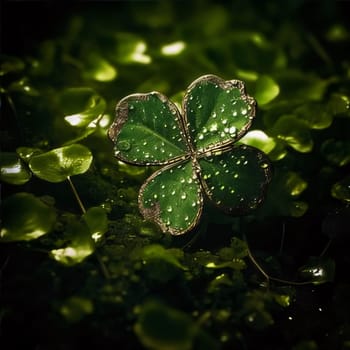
[110,75,271,234]
[1,192,56,241]
[29,144,93,182]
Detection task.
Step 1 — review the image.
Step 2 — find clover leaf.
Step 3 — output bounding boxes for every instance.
[109,75,272,235]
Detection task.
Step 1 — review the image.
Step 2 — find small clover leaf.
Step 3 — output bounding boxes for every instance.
[109,75,272,235]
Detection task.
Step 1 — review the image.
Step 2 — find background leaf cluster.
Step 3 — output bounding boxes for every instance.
[1,0,350,349]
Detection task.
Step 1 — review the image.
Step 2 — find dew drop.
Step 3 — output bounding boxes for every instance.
[230,189,235,194]
[261,162,269,169]
[236,160,241,165]
[180,178,186,183]
[184,215,189,221]
[209,123,218,132]
[220,106,225,113]
[167,206,173,212]
[222,119,228,125]
[234,174,239,179]
[220,185,225,191]
[198,104,203,109]
[191,201,197,207]
[129,105,135,111]
[212,112,217,118]
[229,126,236,134]
[241,108,247,115]
[153,194,158,199]
[198,134,204,140]
[161,184,165,189]
[116,140,131,151]
[181,193,187,199]
[215,170,220,176]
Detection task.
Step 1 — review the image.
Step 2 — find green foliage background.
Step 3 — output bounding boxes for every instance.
[1,0,350,349]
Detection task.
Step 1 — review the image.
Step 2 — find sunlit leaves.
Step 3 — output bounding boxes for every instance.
[109,75,272,234]
[83,53,117,82]
[83,206,108,242]
[0,152,32,185]
[50,218,95,265]
[29,144,92,183]
[253,75,280,105]
[160,41,186,56]
[239,130,276,154]
[139,244,186,270]
[60,87,106,128]
[294,102,333,129]
[1,3,349,348]
[0,193,56,241]
[112,33,151,64]
[50,208,107,265]
[270,115,313,153]
[285,171,308,196]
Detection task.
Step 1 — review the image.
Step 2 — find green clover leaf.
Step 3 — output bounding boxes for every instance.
[109,75,272,235]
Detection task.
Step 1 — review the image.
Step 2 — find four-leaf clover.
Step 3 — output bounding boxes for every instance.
[108,75,272,235]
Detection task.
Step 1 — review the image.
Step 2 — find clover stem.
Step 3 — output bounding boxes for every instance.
[67,176,86,214]
[95,251,111,280]
[244,233,270,285]
[67,177,110,280]
[244,233,316,286]
[319,238,333,257]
